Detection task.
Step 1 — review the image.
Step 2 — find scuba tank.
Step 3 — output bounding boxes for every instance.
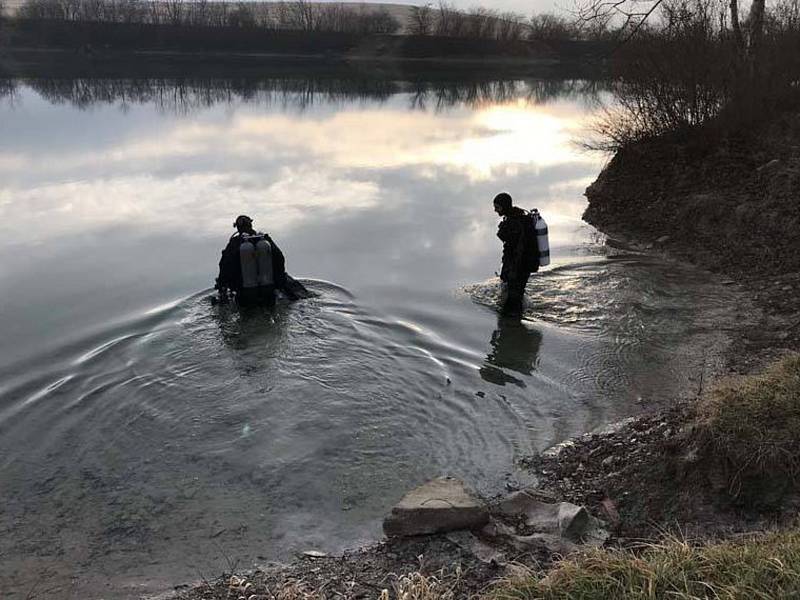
[529,209,550,267]
[255,238,274,286]
[239,234,277,307]
[239,238,258,289]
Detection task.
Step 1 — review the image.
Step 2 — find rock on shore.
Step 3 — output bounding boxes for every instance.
[383,477,489,537]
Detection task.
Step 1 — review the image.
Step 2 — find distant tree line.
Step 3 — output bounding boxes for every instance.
[4,0,620,42]
[14,0,401,35]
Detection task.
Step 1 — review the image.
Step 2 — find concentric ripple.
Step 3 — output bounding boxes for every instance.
[464,251,753,408]
[0,281,538,597]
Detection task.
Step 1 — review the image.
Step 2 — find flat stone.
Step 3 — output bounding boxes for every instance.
[494,491,595,542]
[383,477,489,537]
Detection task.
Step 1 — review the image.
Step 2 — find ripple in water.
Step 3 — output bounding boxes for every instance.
[0,281,538,596]
[0,258,754,598]
[464,251,752,407]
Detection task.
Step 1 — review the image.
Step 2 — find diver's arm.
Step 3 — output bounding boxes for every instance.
[216,237,238,291]
[263,234,288,290]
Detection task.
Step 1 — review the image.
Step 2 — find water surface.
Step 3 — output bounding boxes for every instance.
[0,73,747,598]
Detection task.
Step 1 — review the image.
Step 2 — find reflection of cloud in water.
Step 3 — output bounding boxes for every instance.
[0,94,601,246]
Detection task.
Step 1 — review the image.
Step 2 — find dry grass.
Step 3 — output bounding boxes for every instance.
[380,569,461,600]
[487,355,800,599]
[695,353,800,498]
[489,530,800,600]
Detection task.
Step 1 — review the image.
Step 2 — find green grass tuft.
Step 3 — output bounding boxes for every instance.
[695,353,800,498]
[490,530,800,600]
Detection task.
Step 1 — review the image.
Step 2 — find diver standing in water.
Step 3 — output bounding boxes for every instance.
[215,215,307,307]
[493,193,541,316]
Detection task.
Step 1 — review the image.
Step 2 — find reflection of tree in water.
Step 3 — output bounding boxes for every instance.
[479,317,543,388]
[0,78,18,103]
[23,76,395,113]
[409,78,605,111]
[19,75,608,113]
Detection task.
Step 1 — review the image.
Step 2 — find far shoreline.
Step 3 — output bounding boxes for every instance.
[0,45,610,80]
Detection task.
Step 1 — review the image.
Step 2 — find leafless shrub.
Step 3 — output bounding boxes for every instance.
[587,0,800,152]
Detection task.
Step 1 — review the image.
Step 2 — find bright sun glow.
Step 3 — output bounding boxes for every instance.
[438,104,583,179]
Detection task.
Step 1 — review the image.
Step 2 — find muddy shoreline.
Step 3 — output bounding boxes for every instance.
[584,111,800,372]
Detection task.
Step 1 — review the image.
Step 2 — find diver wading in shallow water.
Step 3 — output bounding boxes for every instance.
[493,193,549,316]
[215,215,309,307]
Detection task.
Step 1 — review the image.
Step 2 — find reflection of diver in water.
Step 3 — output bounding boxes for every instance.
[479,317,543,387]
[215,215,310,308]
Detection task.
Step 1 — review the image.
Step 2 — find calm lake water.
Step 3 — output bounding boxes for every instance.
[0,72,746,598]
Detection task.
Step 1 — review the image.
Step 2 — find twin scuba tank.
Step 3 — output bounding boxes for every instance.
[528,209,550,267]
[238,234,275,290]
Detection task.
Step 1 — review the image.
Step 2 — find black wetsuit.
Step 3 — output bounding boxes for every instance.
[216,232,288,307]
[497,207,538,315]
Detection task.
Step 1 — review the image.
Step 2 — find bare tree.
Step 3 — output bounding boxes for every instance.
[116,0,145,23]
[497,12,526,40]
[465,7,494,38]
[206,2,230,27]
[408,3,433,34]
[79,0,106,22]
[58,0,81,21]
[748,0,767,56]
[163,0,186,26]
[187,0,209,26]
[147,0,161,25]
[529,13,580,40]
[729,0,744,48]
[376,7,401,33]
[770,0,800,31]
[439,2,467,36]
[576,0,766,52]
[287,0,317,31]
